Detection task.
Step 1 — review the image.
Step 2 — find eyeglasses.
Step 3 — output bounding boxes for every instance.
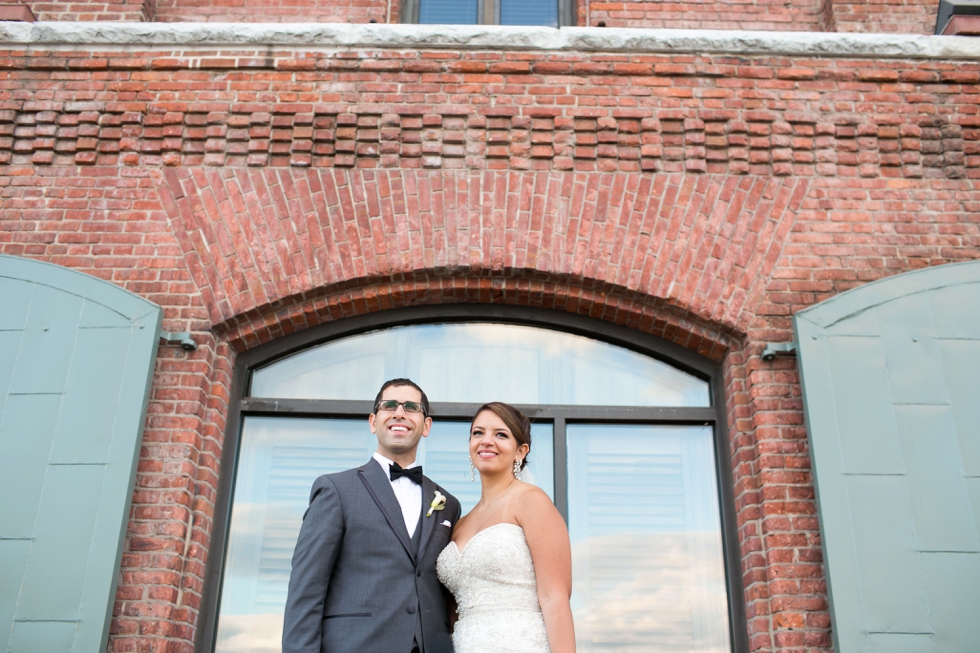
[376,399,425,415]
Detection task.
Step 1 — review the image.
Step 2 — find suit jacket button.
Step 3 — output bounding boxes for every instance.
[407,606,417,614]
[416,569,422,577]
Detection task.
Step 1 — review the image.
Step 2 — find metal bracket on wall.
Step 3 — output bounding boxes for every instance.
[761,341,796,362]
[160,331,198,351]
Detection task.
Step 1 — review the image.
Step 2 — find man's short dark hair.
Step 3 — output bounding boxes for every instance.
[374,378,430,416]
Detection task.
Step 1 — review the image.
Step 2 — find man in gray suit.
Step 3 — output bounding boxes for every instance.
[282,378,461,653]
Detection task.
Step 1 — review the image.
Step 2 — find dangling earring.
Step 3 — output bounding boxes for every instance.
[469,459,476,482]
[513,458,523,480]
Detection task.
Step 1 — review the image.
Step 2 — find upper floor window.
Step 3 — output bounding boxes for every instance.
[403,0,569,27]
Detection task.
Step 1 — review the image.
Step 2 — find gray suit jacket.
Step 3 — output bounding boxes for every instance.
[282,459,461,653]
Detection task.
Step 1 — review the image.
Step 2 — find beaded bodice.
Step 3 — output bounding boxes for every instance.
[437,523,550,653]
[437,522,541,618]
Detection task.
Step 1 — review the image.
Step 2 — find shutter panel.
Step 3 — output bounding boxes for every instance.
[0,255,161,653]
[795,259,980,653]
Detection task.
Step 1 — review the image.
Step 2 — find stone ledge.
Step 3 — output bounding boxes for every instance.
[0,23,978,60]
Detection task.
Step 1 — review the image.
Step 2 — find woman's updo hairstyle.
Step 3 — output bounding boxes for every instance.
[471,402,532,470]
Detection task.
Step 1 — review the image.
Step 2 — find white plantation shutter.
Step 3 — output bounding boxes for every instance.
[568,425,731,653]
[215,419,375,653]
[254,445,367,611]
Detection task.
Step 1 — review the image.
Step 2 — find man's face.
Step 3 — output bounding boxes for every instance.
[369,384,432,461]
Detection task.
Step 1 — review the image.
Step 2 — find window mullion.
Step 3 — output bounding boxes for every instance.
[553,415,568,522]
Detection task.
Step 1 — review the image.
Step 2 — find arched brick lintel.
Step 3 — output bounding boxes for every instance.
[214,271,739,361]
[155,167,809,360]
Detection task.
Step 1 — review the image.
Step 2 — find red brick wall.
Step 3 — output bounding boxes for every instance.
[5,0,148,21]
[580,0,939,32]
[153,0,388,24]
[583,0,825,31]
[2,42,979,653]
[2,0,387,21]
[827,0,939,33]
[2,0,941,31]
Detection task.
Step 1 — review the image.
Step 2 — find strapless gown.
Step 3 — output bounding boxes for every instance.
[436,522,551,653]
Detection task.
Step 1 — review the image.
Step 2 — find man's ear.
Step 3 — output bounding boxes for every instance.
[421,415,432,437]
[368,412,378,434]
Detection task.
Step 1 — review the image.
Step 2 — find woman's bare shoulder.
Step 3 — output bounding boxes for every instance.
[511,483,559,519]
[514,481,549,500]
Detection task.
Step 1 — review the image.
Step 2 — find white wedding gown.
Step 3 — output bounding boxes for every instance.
[436,522,551,653]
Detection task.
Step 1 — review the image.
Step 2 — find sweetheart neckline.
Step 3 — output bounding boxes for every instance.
[450,522,523,556]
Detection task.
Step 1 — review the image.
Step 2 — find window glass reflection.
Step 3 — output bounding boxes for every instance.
[567,424,732,653]
[419,0,478,23]
[215,416,554,653]
[251,323,709,407]
[214,418,374,653]
[499,0,558,26]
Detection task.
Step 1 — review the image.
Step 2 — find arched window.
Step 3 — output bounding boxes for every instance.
[200,306,745,653]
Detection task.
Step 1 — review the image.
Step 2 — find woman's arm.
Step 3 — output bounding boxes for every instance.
[518,487,576,653]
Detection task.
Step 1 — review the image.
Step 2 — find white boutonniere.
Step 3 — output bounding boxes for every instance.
[427,490,446,517]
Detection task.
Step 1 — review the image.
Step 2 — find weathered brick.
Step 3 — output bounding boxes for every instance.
[2,33,979,653]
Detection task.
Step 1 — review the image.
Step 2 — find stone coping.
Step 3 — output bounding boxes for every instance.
[1,22,979,60]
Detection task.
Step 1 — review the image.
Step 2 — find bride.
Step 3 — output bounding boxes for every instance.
[436,402,576,653]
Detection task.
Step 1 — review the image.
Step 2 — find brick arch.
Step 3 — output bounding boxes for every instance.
[216,272,737,361]
[155,168,809,357]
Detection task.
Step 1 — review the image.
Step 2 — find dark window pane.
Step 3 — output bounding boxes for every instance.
[500,0,558,26]
[419,0,478,24]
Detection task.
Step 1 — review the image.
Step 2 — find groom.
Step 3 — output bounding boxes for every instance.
[282,378,461,653]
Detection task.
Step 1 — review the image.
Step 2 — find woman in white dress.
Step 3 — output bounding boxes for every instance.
[436,402,576,653]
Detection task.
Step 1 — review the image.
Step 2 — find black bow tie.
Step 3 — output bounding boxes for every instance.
[389,463,423,485]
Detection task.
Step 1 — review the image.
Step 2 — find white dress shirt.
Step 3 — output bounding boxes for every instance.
[372,452,423,538]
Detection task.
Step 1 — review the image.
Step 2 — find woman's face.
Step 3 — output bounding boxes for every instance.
[470,409,528,477]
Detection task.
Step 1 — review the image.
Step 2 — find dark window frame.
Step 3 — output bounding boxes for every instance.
[195,304,748,653]
[400,0,575,27]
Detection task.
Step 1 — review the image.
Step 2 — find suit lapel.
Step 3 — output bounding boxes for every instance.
[416,476,439,564]
[357,460,415,561]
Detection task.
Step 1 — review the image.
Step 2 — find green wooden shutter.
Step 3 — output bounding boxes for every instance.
[795,260,980,653]
[0,255,162,653]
